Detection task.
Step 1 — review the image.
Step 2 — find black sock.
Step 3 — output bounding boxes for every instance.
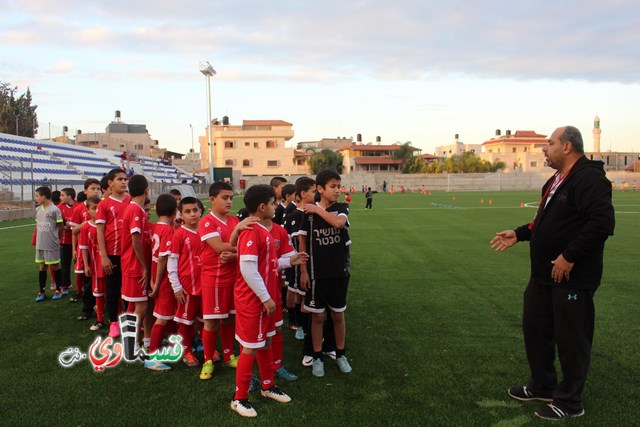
[287,304,296,324]
[53,269,62,291]
[313,351,323,361]
[336,348,346,358]
[295,303,301,326]
[39,271,47,292]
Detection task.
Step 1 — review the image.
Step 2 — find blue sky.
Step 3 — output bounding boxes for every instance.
[2,0,639,155]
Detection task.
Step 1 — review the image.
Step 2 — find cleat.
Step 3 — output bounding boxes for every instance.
[294,327,305,340]
[61,287,69,295]
[52,290,62,300]
[302,355,314,367]
[69,295,80,302]
[508,385,553,402]
[108,322,120,338]
[287,323,298,331]
[312,358,325,377]
[90,321,105,331]
[336,355,352,373]
[248,374,261,393]
[200,360,214,380]
[183,352,199,367]
[260,385,291,403]
[144,360,171,371]
[230,399,257,418]
[50,283,57,291]
[534,403,585,420]
[35,292,46,302]
[275,366,299,381]
[323,350,337,360]
[224,354,239,369]
[77,314,92,321]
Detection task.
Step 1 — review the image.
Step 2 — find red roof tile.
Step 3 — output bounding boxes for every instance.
[242,120,292,126]
[293,150,311,157]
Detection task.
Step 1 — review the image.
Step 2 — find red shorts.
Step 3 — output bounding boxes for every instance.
[122,276,148,302]
[153,281,176,320]
[235,309,271,349]
[174,294,202,326]
[202,286,234,319]
[92,277,106,297]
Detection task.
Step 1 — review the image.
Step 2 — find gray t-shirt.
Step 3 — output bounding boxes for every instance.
[35,203,62,251]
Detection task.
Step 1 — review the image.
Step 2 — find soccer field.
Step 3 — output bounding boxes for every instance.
[0,190,638,426]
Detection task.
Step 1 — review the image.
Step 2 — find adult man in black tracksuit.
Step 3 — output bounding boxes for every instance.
[491,126,615,421]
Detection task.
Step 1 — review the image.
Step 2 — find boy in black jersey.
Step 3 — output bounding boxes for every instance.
[270,176,287,225]
[299,170,352,377]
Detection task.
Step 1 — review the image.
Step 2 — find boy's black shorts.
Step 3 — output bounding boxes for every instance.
[303,277,349,313]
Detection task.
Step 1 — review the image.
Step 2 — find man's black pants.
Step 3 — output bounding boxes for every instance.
[522,279,595,412]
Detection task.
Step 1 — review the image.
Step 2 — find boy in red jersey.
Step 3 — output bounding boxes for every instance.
[78,196,107,331]
[96,168,131,338]
[120,175,151,349]
[231,185,307,418]
[169,197,205,367]
[58,187,77,295]
[198,182,259,380]
[145,194,178,371]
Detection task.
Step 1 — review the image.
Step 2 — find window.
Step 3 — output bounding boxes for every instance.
[134,144,143,150]
[296,159,305,166]
[225,159,235,166]
[245,142,250,147]
[243,159,251,167]
[524,147,528,152]
[224,141,235,149]
[267,160,279,167]
[489,149,493,153]
[512,147,517,153]
[266,140,276,149]
[530,161,537,168]
[253,142,259,148]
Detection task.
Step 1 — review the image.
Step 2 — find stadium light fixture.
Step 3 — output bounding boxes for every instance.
[199,61,216,182]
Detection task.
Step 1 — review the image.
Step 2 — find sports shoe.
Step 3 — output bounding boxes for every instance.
[275,366,299,381]
[52,291,62,300]
[302,355,314,367]
[336,355,352,373]
[224,354,239,368]
[534,403,585,420]
[183,352,199,367]
[508,386,553,402]
[323,350,337,360]
[230,399,257,418]
[312,358,325,377]
[90,321,105,331]
[35,292,46,302]
[61,287,69,295]
[77,313,92,321]
[108,322,120,338]
[213,350,223,364]
[294,327,305,340]
[248,374,261,393]
[260,385,291,403]
[287,323,298,331]
[69,294,80,302]
[144,359,171,371]
[200,360,214,380]
[50,283,56,291]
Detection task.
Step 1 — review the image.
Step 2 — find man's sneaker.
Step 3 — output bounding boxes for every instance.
[302,355,314,367]
[534,403,585,421]
[108,322,120,338]
[61,287,69,295]
[144,360,171,371]
[260,386,292,403]
[275,366,299,381]
[323,350,337,360]
[224,354,239,368]
[200,360,214,380]
[508,386,553,402]
[50,283,56,290]
[90,321,105,331]
[35,292,46,302]
[336,355,352,373]
[294,327,305,340]
[183,352,199,367]
[312,358,325,377]
[52,291,62,300]
[248,374,261,393]
[230,399,257,418]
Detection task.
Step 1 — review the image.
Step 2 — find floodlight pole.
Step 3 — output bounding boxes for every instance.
[199,61,217,183]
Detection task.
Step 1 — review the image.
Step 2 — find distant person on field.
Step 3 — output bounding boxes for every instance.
[34,186,64,302]
[365,187,373,209]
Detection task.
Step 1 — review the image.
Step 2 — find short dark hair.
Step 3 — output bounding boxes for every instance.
[128,175,149,197]
[107,168,126,182]
[316,170,341,188]
[209,182,233,197]
[100,175,110,191]
[269,176,287,188]
[84,178,100,189]
[169,189,182,197]
[281,183,295,199]
[77,192,87,203]
[61,187,76,200]
[559,126,584,154]
[86,195,101,207]
[295,177,316,198]
[156,194,178,217]
[51,190,61,204]
[244,184,275,213]
[178,197,204,214]
[36,186,52,200]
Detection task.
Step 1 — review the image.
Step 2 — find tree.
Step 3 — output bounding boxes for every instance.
[392,141,415,172]
[0,82,38,137]
[425,152,506,174]
[309,149,344,174]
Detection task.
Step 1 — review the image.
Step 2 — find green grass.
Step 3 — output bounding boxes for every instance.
[0,190,638,426]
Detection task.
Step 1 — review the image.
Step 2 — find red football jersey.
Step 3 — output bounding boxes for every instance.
[58,202,77,245]
[78,222,104,279]
[95,195,131,256]
[151,222,173,288]
[235,223,279,313]
[69,202,90,227]
[171,225,203,296]
[269,222,295,295]
[120,202,148,277]
[199,212,240,288]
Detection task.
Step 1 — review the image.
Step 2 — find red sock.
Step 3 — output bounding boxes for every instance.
[202,328,218,363]
[96,296,105,323]
[75,274,84,296]
[149,323,166,354]
[234,352,256,401]
[178,323,194,354]
[220,322,236,362]
[197,321,204,339]
[49,266,55,283]
[167,321,177,336]
[272,332,283,371]
[256,347,275,390]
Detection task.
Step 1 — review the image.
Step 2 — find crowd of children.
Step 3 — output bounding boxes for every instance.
[32,169,353,418]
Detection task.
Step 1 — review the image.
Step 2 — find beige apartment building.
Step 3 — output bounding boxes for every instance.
[199,119,310,176]
[481,130,551,173]
[339,143,422,173]
[435,134,482,158]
